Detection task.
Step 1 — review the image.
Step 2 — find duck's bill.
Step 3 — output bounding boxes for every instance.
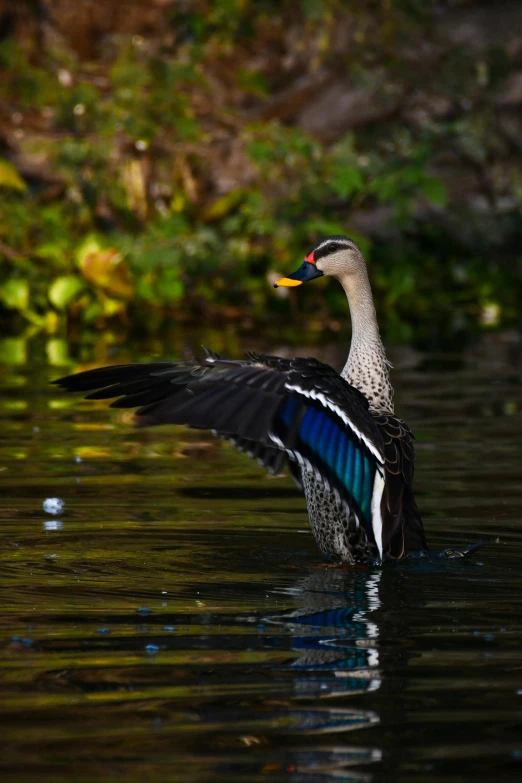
[274,261,323,288]
[274,277,303,287]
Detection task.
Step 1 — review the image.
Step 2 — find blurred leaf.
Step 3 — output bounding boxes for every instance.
[37,243,68,265]
[122,160,147,219]
[45,310,60,334]
[247,139,274,166]
[420,177,448,207]
[136,275,156,302]
[0,337,27,365]
[331,167,364,199]
[202,190,245,222]
[82,300,103,323]
[78,240,134,300]
[237,69,269,97]
[100,296,126,317]
[48,275,85,310]
[1,278,29,311]
[46,338,70,366]
[0,159,26,192]
[156,268,185,303]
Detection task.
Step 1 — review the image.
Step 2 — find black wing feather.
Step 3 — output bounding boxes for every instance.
[374,413,427,557]
[54,350,383,478]
[54,352,428,556]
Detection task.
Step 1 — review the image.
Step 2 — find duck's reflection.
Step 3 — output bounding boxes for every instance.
[267,568,383,699]
[262,568,386,779]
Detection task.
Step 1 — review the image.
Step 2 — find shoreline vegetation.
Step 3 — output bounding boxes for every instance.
[1,0,522,346]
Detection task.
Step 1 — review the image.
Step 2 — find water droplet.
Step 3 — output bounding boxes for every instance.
[137,607,151,616]
[163,626,176,632]
[145,644,159,655]
[96,628,111,635]
[43,497,64,515]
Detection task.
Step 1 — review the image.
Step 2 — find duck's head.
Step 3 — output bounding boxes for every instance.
[274,235,364,289]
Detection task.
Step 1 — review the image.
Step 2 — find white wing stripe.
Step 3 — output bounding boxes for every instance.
[371,471,385,559]
[283,383,384,464]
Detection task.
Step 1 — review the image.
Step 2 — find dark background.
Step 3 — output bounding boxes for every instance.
[1,0,522,349]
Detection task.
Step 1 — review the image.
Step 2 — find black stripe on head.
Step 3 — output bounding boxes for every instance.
[307,235,360,262]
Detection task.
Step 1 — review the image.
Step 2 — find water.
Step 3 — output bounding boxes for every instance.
[1,335,522,783]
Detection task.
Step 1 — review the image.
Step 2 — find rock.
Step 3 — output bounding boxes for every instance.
[296,79,403,142]
[496,72,522,106]
[437,0,522,53]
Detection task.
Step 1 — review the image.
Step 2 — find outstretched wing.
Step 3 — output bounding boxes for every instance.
[53,351,386,551]
[374,414,427,557]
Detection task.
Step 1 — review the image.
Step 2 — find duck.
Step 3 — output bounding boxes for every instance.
[54,235,427,564]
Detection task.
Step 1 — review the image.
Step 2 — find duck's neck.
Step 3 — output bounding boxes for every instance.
[339,268,394,413]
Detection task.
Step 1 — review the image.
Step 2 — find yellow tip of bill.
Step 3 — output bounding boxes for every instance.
[274,277,303,288]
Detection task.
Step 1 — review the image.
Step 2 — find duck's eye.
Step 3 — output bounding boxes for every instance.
[328,243,339,253]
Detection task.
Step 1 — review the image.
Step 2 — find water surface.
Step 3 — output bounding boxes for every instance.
[1,335,522,782]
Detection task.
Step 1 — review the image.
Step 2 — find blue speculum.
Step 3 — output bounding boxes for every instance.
[276,397,375,526]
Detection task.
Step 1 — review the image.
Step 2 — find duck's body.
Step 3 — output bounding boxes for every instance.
[54,235,427,563]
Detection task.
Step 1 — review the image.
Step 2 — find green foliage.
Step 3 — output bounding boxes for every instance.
[0,1,519,346]
[1,278,29,311]
[0,158,27,192]
[48,276,85,310]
